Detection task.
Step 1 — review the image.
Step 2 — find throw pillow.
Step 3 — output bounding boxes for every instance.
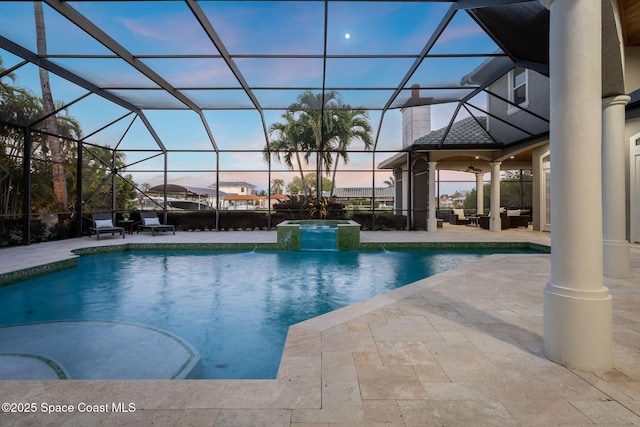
[95,219,113,228]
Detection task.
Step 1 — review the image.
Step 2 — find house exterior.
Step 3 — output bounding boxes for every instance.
[145,184,224,210]
[221,193,289,210]
[332,187,394,210]
[208,181,256,196]
[379,76,543,231]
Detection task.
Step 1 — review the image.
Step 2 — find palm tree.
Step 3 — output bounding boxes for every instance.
[289,90,342,202]
[271,178,285,195]
[329,107,373,197]
[34,1,68,216]
[263,111,313,196]
[384,176,395,188]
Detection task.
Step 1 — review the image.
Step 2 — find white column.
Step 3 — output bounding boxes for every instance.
[476,173,484,215]
[602,95,631,278]
[489,161,501,231]
[542,0,613,373]
[427,161,438,231]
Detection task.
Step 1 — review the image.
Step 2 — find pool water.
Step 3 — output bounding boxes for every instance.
[0,249,531,379]
[300,224,337,251]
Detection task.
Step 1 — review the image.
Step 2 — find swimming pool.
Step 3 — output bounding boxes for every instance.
[0,248,534,379]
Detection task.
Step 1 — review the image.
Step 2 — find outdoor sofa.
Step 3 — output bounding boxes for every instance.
[478,209,530,230]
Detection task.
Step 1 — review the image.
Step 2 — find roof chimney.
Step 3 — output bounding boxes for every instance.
[411,83,420,98]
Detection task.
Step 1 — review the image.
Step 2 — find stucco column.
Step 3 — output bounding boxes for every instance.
[489,161,501,232]
[476,173,484,215]
[427,161,438,231]
[402,167,410,217]
[602,95,631,278]
[542,0,612,373]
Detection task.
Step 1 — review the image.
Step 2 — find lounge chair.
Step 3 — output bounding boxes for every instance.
[89,213,125,240]
[449,208,470,225]
[137,212,175,236]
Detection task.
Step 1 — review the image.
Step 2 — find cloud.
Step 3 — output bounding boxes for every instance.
[119,18,172,41]
[117,13,215,54]
[438,23,484,43]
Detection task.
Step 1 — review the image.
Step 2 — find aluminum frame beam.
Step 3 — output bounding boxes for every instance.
[44,0,216,152]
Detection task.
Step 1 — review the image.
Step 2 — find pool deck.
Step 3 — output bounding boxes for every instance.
[0,225,639,426]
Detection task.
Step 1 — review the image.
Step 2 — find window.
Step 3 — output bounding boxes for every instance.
[508,67,528,114]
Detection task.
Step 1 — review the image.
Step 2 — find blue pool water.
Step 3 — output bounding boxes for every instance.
[0,249,532,379]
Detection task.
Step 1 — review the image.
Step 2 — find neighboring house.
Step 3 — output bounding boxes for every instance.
[145,184,225,210]
[222,194,260,210]
[332,187,394,210]
[222,193,289,210]
[208,181,256,196]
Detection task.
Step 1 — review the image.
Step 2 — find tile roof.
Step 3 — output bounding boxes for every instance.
[333,187,394,199]
[413,116,499,147]
[208,182,256,188]
[148,184,225,197]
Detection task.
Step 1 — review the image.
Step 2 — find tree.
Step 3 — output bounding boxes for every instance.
[463,170,532,210]
[383,176,395,188]
[0,57,78,217]
[264,90,373,200]
[72,146,137,212]
[462,185,490,211]
[1,54,139,227]
[264,111,313,195]
[34,1,69,215]
[286,173,331,195]
[500,170,533,208]
[0,58,39,215]
[289,90,342,202]
[329,107,373,197]
[270,178,285,194]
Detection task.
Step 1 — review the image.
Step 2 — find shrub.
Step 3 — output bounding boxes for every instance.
[273,195,345,219]
[350,212,407,230]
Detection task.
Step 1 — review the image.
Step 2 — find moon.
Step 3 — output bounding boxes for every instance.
[344,33,351,39]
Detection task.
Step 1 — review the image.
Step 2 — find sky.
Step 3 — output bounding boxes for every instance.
[0,1,498,194]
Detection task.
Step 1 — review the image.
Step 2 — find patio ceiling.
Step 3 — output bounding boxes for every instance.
[0,0,551,154]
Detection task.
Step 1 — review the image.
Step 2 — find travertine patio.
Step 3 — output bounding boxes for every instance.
[0,226,638,426]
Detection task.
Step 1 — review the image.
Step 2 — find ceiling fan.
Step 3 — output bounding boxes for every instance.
[466,157,482,173]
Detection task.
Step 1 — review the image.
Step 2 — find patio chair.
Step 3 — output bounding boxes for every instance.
[89,213,125,240]
[479,211,510,230]
[137,212,175,236]
[449,208,470,225]
[506,209,530,228]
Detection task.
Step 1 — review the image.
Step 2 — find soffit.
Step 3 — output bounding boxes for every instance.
[620,0,640,47]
